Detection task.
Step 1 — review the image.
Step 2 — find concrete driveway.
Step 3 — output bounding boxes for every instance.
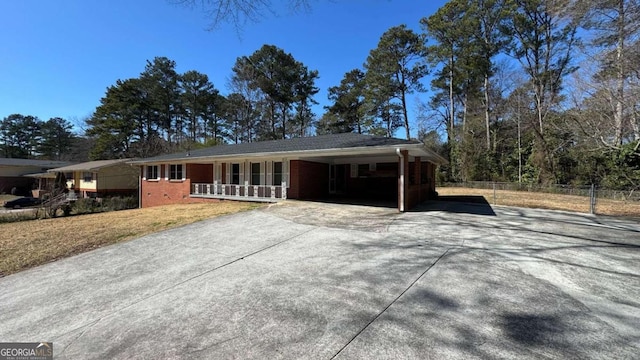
[1,200,639,359]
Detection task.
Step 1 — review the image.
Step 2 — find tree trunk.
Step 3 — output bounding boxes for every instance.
[462,93,468,134]
[633,105,640,141]
[536,85,544,136]
[401,90,410,140]
[448,51,456,179]
[614,0,625,146]
[484,73,491,151]
[271,102,277,138]
[282,107,287,139]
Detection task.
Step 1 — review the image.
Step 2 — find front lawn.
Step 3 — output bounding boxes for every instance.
[0,201,261,276]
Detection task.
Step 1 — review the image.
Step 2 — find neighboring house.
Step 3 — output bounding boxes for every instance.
[48,159,139,198]
[130,133,448,212]
[0,158,71,195]
[24,172,57,198]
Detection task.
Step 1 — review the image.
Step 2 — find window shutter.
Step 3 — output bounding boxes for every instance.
[225,163,231,184]
[164,164,169,180]
[260,162,265,185]
[239,163,245,184]
[182,163,186,181]
[350,164,358,178]
[142,166,147,180]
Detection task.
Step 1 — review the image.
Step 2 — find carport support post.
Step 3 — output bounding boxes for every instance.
[396,149,409,212]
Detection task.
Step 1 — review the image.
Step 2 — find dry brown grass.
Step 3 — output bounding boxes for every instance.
[438,187,640,217]
[0,201,261,276]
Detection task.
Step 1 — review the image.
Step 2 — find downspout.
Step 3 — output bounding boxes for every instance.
[396,148,405,212]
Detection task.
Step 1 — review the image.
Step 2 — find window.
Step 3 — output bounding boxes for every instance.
[273,162,283,185]
[83,172,95,182]
[146,165,159,180]
[358,164,369,178]
[251,163,261,185]
[231,163,240,184]
[169,164,183,180]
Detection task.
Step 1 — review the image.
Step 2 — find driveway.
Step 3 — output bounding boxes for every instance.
[1,200,639,359]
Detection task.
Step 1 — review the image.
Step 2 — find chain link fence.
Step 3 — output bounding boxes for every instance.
[438,181,640,217]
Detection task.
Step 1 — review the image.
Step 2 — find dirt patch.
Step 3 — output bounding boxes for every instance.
[0,201,261,276]
[437,187,640,217]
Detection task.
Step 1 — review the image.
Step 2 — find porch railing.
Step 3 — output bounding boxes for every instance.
[192,181,287,201]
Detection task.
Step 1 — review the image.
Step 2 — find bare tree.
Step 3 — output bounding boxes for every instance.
[172,0,315,31]
[570,0,640,146]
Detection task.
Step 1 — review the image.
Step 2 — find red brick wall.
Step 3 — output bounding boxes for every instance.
[189,164,213,183]
[289,160,300,198]
[140,164,219,208]
[289,160,329,199]
[405,160,438,210]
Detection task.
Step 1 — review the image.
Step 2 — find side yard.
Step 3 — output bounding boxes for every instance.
[0,201,260,276]
[437,187,640,217]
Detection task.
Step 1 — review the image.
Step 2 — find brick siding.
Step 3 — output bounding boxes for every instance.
[289,160,329,199]
[140,164,219,208]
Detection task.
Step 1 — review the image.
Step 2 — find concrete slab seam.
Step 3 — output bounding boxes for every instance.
[330,247,453,359]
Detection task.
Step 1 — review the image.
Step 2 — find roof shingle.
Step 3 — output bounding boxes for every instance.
[131,133,422,163]
[0,158,72,168]
[48,159,133,172]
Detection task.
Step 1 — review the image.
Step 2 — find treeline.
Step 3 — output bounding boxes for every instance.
[0,114,90,161]
[85,31,429,159]
[417,0,640,189]
[86,47,320,160]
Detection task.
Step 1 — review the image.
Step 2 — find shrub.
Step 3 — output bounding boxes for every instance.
[72,196,138,214]
[72,198,98,215]
[101,196,138,211]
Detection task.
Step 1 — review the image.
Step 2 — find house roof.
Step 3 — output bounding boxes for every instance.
[48,159,134,172]
[0,158,72,168]
[130,133,448,165]
[23,172,57,179]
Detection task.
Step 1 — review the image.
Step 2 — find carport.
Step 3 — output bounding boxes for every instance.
[287,148,442,211]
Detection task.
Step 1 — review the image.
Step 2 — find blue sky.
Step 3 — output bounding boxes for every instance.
[0,0,447,135]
